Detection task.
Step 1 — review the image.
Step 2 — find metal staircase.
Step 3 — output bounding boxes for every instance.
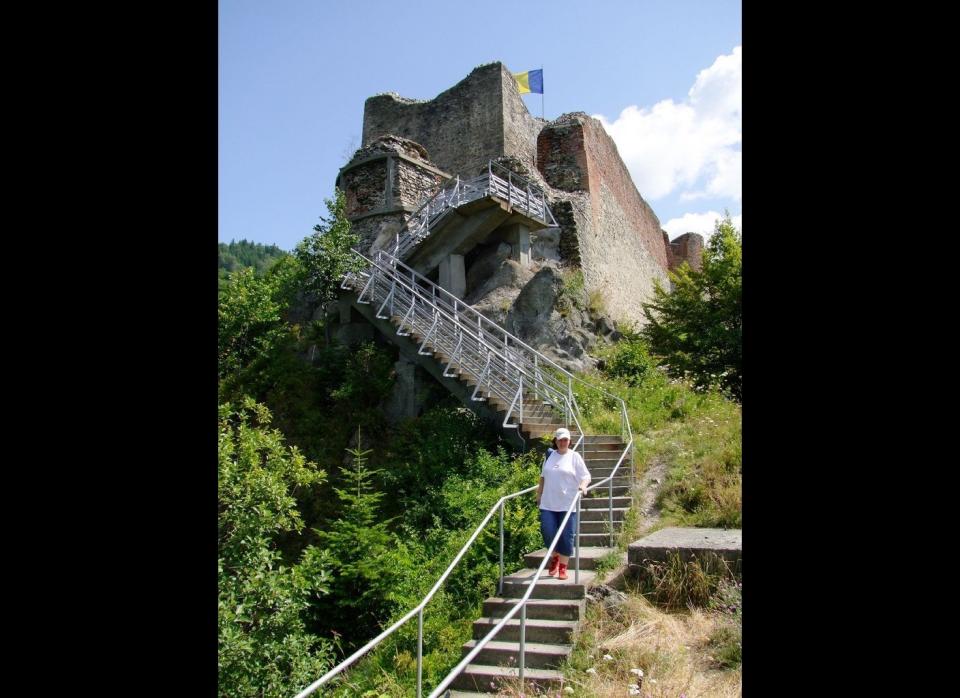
[391,160,559,262]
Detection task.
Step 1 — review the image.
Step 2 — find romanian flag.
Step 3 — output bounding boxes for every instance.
[513,69,543,95]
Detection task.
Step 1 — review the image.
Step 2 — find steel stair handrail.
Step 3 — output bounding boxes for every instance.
[393,160,560,261]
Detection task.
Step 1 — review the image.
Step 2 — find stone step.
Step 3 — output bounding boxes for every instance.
[500,567,595,599]
[450,663,564,692]
[448,692,489,698]
[524,547,616,571]
[580,507,630,522]
[580,495,632,510]
[482,596,585,621]
[461,639,572,670]
[472,617,576,644]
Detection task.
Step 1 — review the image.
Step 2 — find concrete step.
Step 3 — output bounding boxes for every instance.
[472,617,576,644]
[581,443,625,452]
[589,467,633,479]
[450,663,564,692]
[582,435,624,443]
[461,639,572,670]
[580,507,630,522]
[482,596,585,621]
[524,428,582,439]
[578,531,621,546]
[524,547,616,571]
[500,567,595,599]
[448,692,489,698]
[580,495,632,510]
[579,520,624,534]
[519,416,566,425]
[585,484,631,496]
[583,455,631,465]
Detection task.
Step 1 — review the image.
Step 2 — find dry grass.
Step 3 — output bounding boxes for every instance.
[483,593,739,698]
[570,594,739,698]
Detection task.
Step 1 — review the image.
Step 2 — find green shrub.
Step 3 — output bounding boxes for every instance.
[218,399,334,698]
[603,339,655,386]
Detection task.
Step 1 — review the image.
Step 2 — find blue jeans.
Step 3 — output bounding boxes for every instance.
[539,509,578,557]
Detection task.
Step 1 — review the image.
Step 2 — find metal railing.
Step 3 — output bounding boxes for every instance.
[296,248,638,697]
[345,249,633,447]
[294,430,633,698]
[429,437,633,697]
[393,160,560,260]
[293,485,537,698]
[345,250,584,446]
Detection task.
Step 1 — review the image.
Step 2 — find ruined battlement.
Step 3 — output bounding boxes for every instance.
[363,62,542,184]
[667,232,704,272]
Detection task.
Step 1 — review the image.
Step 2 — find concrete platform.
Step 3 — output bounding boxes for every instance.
[627,527,741,568]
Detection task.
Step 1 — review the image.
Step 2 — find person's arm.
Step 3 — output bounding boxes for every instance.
[576,453,591,495]
[536,476,545,506]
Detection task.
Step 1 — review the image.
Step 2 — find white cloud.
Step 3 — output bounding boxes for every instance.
[663,211,742,239]
[593,47,741,202]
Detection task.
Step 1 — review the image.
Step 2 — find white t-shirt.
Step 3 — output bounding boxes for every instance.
[540,449,591,512]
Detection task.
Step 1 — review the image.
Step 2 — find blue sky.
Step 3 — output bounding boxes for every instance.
[219,0,741,251]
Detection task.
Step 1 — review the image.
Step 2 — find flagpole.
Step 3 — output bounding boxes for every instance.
[541,65,544,120]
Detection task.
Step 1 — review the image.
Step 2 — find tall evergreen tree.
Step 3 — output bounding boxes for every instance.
[312,431,407,649]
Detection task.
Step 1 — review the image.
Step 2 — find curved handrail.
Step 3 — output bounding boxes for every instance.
[429,436,633,696]
[293,485,538,698]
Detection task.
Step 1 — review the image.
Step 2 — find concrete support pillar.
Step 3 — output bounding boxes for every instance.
[502,223,531,266]
[338,296,354,324]
[384,355,418,422]
[438,253,466,298]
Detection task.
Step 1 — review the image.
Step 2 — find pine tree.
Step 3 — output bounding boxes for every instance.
[312,429,404,648]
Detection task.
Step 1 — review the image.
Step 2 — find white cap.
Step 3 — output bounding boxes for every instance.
[555,427,571,441]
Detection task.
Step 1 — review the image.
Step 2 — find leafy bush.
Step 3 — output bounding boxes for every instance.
[641,214,742,401]
[603,339,655,386]
[218,399,334,698]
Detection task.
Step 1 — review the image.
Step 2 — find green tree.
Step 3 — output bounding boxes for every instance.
[218,255,302,380]
[312,432,408,649]
[641,214,742,400]
[218,398,334,698]
[295,188,363,306]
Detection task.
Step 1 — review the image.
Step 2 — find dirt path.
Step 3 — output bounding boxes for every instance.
[634,455,668,537]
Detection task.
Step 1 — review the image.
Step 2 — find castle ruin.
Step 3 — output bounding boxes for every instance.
[334,62,702,377]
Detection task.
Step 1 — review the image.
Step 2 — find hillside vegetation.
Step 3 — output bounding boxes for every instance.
[217,192,742,697]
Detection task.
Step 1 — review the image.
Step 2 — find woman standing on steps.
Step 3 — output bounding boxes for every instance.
[536,427,591,580]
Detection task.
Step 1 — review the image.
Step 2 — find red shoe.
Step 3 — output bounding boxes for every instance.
[547,553,560,576]
[557,563,568,580]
